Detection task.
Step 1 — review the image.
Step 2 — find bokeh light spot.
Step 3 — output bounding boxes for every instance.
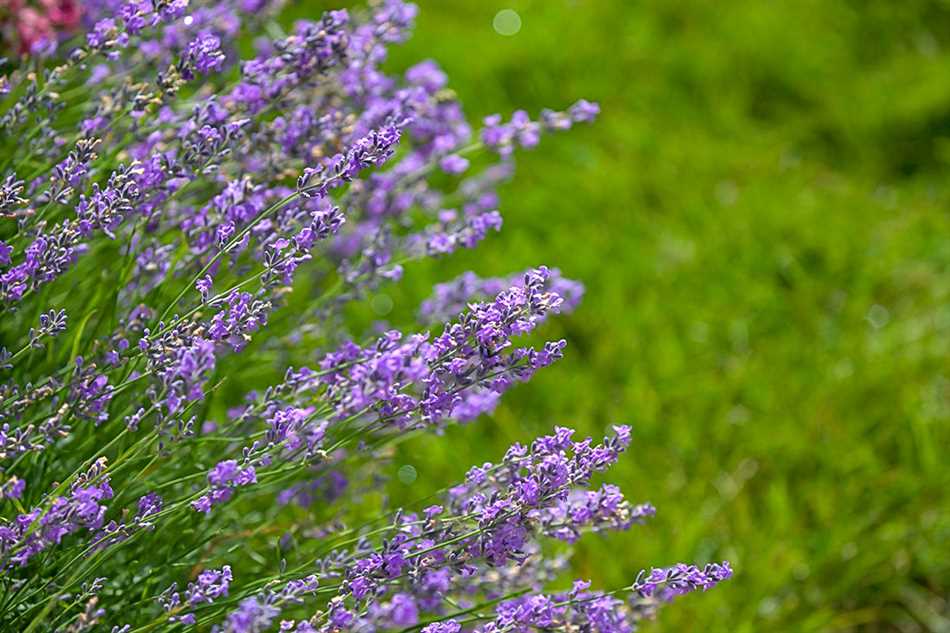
[397,465,417,485]
[493,9,522,36]
[866,304,890,329]
[371,293,393,316]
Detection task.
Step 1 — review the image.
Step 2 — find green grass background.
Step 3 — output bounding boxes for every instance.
[305,1,950,630]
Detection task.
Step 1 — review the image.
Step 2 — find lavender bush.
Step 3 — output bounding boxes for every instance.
[0,1,730,630]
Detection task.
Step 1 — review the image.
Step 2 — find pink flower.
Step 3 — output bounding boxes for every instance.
[40,0,82,28]
[15,7,53,54]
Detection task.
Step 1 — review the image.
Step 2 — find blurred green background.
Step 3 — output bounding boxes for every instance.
[314,1,950,631]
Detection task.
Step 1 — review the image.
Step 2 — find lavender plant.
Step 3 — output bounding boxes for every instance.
[0,1,730,631]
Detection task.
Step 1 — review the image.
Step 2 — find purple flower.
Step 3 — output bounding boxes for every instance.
[186,565,233,605]
[0,459,112,567]
[480,103,592,155]
[389,593,419,626]
[136,492,163,517]
[192,460,257,513]
[1,477,26,500]
[184,34,226,77]
[151,335,216,414]
[422,621,460,633]
[635,562,734,601]
[312,267,567,430]
[196,275,213,301]
[0,174,27,218]
[1,164,141,304]
[51,138,100,197]
[569,99,601,123]
[420,267,584,325]
[212,575,319,631]
[87,18,119,50]
[207,291,270,351]
[439,154,469,174]
[160,566,233,625]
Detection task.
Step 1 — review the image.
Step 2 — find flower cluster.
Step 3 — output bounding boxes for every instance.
[316,266,568,428]
[207,427,728,633]
[0,0,83,56]
[0,1,729,631]
[449,560,733,633]
[419,267,585,325]
[160,565,234,624]
[0,458,112,567]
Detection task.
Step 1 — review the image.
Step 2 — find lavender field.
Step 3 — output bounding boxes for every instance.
[0,1,948,631]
